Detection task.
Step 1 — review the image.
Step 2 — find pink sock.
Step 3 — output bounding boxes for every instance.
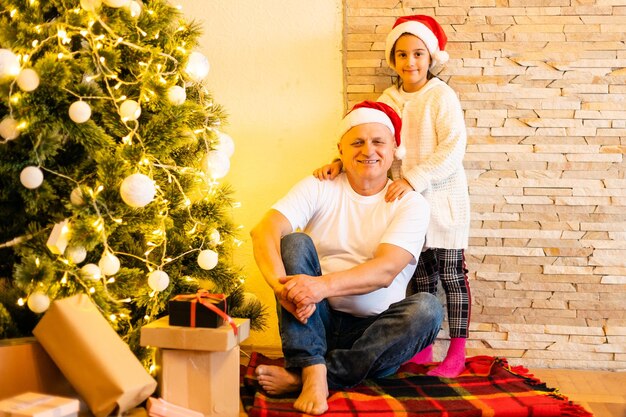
[427,338,466,378]
[405,344,433,364]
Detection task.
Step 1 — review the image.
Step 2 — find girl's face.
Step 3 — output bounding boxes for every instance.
[392,34,431,93]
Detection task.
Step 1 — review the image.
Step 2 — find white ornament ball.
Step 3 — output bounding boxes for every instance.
[80,0,102,11]
[120,173,156,208]
[148,270,170,292]
[120,99,141,121]
[197,249,218,270]
[65,245,87,264]
[0,49,20,78]
[99,251,121,276]
[69,101,91,124]
[215,131,235,158]
[167,85,186,105]
[0,117,20,140]
[209,229,221,244]
[20,166,44,189]
[202,150,230,179]
[70,187,85,206]
[184,52,210,83]
[16,68,40,92]
[128,0,142,17]
[103,0,129,7]
[27,291,50,313]
[81,263,102,281]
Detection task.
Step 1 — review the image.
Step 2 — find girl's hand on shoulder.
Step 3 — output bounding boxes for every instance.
[313,160,342,180]
[385,179,414,202]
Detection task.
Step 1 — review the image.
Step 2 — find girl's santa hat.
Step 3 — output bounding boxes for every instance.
[385,14,449,70]
[338,100,406,160]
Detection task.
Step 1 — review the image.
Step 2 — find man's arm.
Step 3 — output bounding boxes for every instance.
[250,209,316,323]
[250,209,292,292]
[281,243,414,308]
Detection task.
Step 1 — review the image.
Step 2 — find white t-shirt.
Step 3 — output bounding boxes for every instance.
[272,174,430,317]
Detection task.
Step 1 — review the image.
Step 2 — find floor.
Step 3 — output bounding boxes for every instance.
[239,348,626,417]
[530,368,626,417]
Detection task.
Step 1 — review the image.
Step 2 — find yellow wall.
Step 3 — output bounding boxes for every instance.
[178,0,344,348]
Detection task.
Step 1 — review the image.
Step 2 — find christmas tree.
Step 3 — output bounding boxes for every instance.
[0,0,266,363]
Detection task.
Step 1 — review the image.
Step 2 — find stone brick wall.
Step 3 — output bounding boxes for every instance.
[345,0,626,370]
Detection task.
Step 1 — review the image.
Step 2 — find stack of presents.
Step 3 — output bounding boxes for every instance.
[0,292,250,417]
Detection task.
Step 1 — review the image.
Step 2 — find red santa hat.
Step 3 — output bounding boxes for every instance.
[385,14,449,70]
[338,100,405,160]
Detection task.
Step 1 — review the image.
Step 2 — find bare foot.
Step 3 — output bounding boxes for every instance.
[294,364,329,415]
[256,365,301,395]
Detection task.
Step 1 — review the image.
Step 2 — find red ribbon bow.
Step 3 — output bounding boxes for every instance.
[172,290,238,336]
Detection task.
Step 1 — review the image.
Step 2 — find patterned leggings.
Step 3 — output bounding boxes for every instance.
[410,248,471,339]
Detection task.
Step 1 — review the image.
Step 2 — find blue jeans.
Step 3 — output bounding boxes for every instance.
[278,233,444,389]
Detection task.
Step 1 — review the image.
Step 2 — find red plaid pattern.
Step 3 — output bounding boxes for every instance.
[241,353,592,417]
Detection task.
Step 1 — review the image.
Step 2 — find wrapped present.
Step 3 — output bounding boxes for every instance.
[140,317,250,417]
[0,338,78,400]
[33,294,157,417]
[0,392,79,417]
[140,316,249,351]
[168,291,235,332]
[146,397,203,417]
[157,348,240,417]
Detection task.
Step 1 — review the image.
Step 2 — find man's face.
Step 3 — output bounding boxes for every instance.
[338,123,395,183]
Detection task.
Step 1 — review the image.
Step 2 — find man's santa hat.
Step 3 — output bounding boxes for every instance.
[385,14,449,70]
[338,100,405,160]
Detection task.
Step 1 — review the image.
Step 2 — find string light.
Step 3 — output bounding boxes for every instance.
[3,0,253,363]
[17,298,25,306]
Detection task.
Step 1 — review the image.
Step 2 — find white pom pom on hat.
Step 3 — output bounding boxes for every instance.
[337,100,406,160]
[385,14,449,70]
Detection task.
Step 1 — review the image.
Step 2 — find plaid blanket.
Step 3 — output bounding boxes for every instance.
[240,353,592,417]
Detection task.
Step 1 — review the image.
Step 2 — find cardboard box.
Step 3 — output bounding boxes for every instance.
[0,338,77,400]
[146,397,203,417]
[168,294,229,329]
[0,392,79,417]
[33,295,157,417]
[140,316,249,351]
[140,318,250,417]
[157,348,240,417]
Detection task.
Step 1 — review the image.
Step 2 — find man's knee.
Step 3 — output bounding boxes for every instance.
[281,232,313,259]
[407,292,444,327]
[280,233,317,273]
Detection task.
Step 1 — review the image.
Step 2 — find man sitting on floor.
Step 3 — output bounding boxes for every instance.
[250,101,443,415]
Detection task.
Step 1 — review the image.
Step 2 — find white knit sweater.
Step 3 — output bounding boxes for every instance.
[378,78,470,249]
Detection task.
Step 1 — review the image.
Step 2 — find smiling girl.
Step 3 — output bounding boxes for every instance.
[314,15,471,378]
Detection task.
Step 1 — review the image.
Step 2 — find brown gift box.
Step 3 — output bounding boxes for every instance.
[0,338,77,400]
[0,392,79,417]
[33,294,157,417]
[140,317,249,417]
